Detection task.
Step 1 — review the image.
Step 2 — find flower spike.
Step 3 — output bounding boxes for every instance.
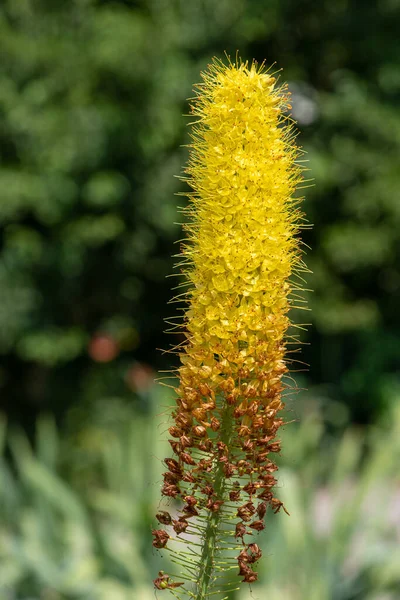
[153,56,308,599]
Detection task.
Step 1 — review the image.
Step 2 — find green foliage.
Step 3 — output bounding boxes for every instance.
[0,391,170,599]
[0,0,399,426]
[1,393,399,599]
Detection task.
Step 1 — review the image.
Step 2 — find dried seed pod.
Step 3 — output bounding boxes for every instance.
[161,483,180,498]
[192,425,207,438]
[168,426,182,438]
[173,519,189,534]
[206,499,224,513]
[180,452,196,465]
[256,502,267,519]
[235,522,247,540]
[230,489,241,502]
[184,495,198,507]
[249,520,265,531]
[247,543,262,562]
[164,458,183,475]
[154,572,184,590]
[156,511,172,525]
[152,529,169,549]
[210,417,220,431]
[163,471,180,484]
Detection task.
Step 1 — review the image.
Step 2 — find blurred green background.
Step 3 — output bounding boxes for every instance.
[0,0,399,598]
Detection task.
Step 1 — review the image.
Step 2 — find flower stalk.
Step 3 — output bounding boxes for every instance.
[194,404,235,600]
[153,56,308,599]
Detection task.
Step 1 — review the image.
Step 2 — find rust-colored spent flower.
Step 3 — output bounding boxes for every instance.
[153,56,308,599]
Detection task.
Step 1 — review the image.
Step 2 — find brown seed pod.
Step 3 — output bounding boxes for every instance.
[197,439,213,452]
[156,511,172,525]
[247,543,262,562]
[173,519,189,534]
[235,522,247,540]
[180,435,192,448]
[249,520,265,531]
[223,463,235,477]
[229,489,241,502]
[154,571,184,590]
[238,425,251,437]
[164,458,183,475]
[217,441,228,455]
[271,498,290,515]
[182,503,199,517]
[207,499,224,512]
[266,441,281,453]
[192,425,207,438]
[180,452,196,465]
[243,482,258,495]
[237,502,256,522]
[168,426,182,438]
[257,489,273,502]
[226,393,237,406]
[202,484,214,497]
[183,495,197,506]
[210,417,221,431]
[182,471,196,483]
[152,529,169,549]
[242,439,255,451]
[192,407,207,421]
[161,483,180,498]
[163,471,180,484]
[242,570,258,584]
[168,440,181,454]
[176,413,193,431]
[256,502,267,519]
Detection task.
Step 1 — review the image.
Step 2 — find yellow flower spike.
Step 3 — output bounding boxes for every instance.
[153,56,309,600]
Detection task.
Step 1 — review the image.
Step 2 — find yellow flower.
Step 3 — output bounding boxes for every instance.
[153,57,307,599]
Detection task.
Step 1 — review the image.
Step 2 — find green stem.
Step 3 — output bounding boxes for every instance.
[195,405,234,600]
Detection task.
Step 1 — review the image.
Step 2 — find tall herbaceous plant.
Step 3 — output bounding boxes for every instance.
[152,57,309,599]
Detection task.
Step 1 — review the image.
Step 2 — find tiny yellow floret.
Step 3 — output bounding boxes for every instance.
[180,59,303,408]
